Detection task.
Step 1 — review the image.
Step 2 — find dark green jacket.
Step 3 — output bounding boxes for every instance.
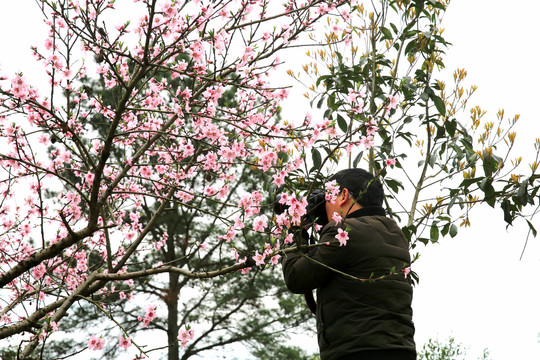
[282,207,415,360]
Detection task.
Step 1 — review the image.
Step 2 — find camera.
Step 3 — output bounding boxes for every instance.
[274,189,328,228]
[305,189,328,228]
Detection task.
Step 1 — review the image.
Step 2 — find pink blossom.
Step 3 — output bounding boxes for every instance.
[335,228,349,246]
[87,335,105,351]
[252,215,268,232]
[284,233,294,245]
[145,304,157,321]
[340,8,352,21]
[332,212,342,224]
[403,266,411,278]
[385,158,396,167]
[346,89,359,103]
[233,216,245,229]
[118,335,131,349]
[204,186,217,197]
[272,171,285,186]
[178,327,195,348]
[360,135,374,149]
[33,263,46,279]
[389,94,399,109]
[325,180,341,204]
[252,250,265,266]
[140,304,157,327]
[330,24,343,36]
[85,172,95,184]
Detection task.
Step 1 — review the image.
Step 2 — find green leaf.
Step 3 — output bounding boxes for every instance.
[441,223,449,236]
[327,94,336,109]
[526,220,537,237]
[445,119,457,137]
[311,148,322,169]
[386,178,404,193]
[447,195,457,214]
[435,124,445,139]
[431,94,446,116]
[449,224,458,238]
[427,0,446,10]
[415,0,425,14]
[381,27,393,40]
[428,153,437,168]
[501,199,513,225]
[460,177,481,190]
[316,75,330,87]
[337,114,348,133]
[401,226,412,242]
[316,96,325,109]
[323,108,333,120]
[352,151,363,168]
[516,180,528,205]
[430,224,439,242]
[482,154,495,177]
[482,182,496,208]
[404,39,417,56]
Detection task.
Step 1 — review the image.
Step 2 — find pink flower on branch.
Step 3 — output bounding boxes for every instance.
[87,335,105,351]
[252,250,265,266]
[118,335,132,349]
[385,158,396,167]
[332,212,342,225]
[335,228,349,246]
[178,327,194,348]
[325,180,341,204]
[403,266,411,279]
[252,215,268,232]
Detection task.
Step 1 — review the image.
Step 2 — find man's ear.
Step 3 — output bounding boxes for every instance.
[339,188,350,205]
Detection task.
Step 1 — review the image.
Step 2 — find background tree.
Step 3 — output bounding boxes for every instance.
[26,68,315,360]
[418,337,491,360]
[0,0,347,358]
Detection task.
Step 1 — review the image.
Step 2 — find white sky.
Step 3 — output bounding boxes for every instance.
[1,1,540,359]
[411,1,540,359]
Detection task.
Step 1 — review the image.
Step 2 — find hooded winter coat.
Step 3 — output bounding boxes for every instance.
[282,207,416,360]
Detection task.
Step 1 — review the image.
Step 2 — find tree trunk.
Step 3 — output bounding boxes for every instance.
[165,224,180,360]
[167,271,180,360]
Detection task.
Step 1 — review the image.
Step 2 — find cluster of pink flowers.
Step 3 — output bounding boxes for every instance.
[178,327,195,348]
[0,0,364,353]
[138,304,157,328]
[252,242,281,267]
[238,191,264,217]
[87,335,105,351]
[277,193,308,225]
[325,180,341,204]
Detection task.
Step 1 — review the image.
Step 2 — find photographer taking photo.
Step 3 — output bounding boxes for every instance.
[282,168,416,360]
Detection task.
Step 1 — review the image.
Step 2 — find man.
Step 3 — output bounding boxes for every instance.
[282,168,416,360]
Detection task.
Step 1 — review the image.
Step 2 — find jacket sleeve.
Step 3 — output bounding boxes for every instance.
[282,224,346,294]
